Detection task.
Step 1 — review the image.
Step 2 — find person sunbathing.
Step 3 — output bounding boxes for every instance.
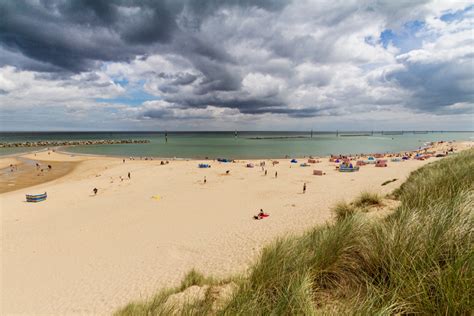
[254,209,269,220]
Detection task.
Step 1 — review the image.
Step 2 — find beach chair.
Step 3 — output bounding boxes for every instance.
[26,192,47,202]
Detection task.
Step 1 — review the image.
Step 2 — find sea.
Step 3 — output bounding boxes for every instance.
[0,131,473,159]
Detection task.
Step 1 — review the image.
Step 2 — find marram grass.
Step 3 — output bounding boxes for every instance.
[116,149,474,315]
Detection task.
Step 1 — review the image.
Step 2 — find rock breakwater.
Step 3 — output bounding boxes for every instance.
[0,139,150,148]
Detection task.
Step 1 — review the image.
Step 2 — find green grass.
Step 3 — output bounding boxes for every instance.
[116,149,474,315]
[331,201,357,221]
[353,191,383,208]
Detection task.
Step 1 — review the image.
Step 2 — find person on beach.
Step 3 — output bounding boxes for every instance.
[254,209,269,220]
[265,170,267,176]
[93,188,98,195]
[275,171,278,178]
[303,183,306,194]
[204,176,207,184]
[123,159,125,163]
[48,165,52,170]
[128,172,131,179]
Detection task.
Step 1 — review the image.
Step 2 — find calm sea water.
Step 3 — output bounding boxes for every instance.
[1,131,473,159]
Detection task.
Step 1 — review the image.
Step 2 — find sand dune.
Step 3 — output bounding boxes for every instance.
[1,142,471,315]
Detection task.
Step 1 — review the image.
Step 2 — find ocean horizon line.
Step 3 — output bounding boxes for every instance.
[1,130,473,134]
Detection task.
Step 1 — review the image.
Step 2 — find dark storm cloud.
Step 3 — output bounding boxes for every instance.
[0,0,293,115]
[0,0,288,73]
[386,55,474,114]
[157,72,197,85]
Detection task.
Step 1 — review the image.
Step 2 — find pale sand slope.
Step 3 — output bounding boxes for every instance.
[0,144,471,315]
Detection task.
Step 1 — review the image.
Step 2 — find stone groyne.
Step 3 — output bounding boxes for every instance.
[0,139,150,148]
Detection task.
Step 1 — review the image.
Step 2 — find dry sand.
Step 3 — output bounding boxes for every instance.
[1,141,472,315]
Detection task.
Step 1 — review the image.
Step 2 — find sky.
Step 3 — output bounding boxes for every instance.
[0,0,473,131]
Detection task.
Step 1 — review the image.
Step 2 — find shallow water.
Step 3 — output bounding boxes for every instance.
[1,131,472,159]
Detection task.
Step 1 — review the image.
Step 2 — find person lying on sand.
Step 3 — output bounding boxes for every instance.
[253,209,269,220]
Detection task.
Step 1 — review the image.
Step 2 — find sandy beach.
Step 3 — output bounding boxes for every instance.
[1,141,472,315]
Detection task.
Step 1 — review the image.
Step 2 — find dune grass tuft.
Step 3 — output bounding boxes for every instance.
[353,191,383,208]
[116,149,474,315]
[332,201,357,221]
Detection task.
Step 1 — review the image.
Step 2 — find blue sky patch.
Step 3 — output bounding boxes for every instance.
[95,90,158,106]
[440,5,473,22]
[379,20,426,52]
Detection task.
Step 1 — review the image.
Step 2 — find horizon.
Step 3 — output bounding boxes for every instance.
[1,1,473,130]
[2,130,474,134]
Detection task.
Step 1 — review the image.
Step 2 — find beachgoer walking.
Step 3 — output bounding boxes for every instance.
[128,172,131,179]
[93,188,98,195]
[123,159,125,163]
[265,170,267,176]
[204,176,207,184]
[303,183,306,194]
[275,171,278,178]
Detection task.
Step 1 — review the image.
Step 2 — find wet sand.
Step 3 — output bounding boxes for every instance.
[0,158,79,194]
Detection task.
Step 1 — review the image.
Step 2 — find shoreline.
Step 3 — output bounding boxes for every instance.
[1,137,467,162]
[0,140,471,195]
